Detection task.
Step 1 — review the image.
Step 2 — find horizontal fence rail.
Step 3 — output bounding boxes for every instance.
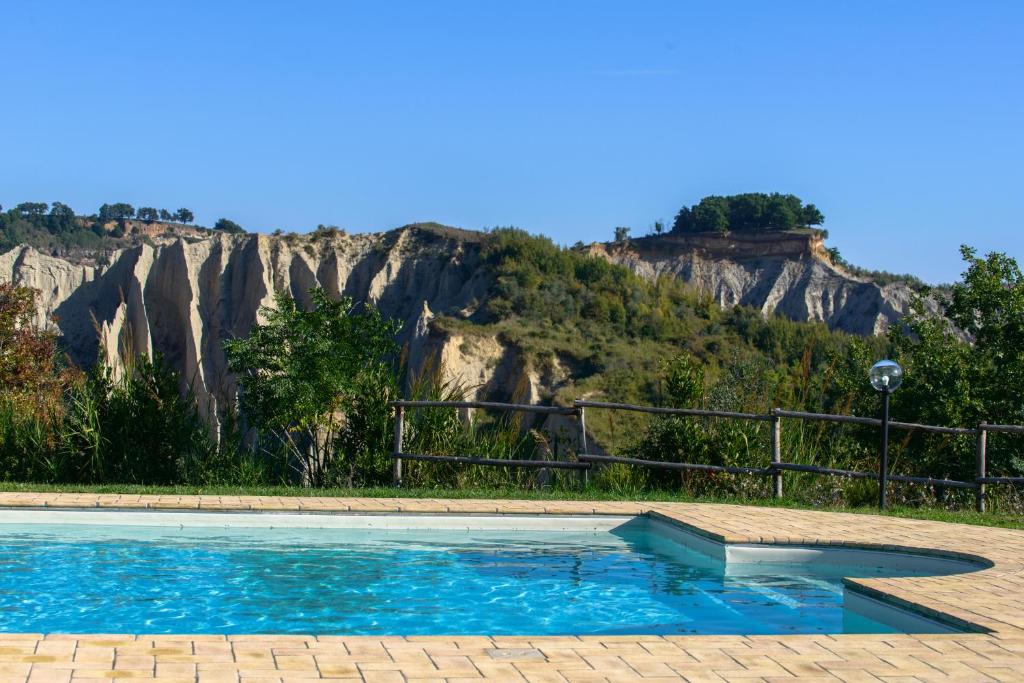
[774,409,978,435]
[397,453,589,470]
[887,473,978,489]
[771,462,878,480]
[388,399,1024,510]
[578,453,772,476]
[575,400,772,422]
[390,399,576,415]
[978,476,1024,485]
[983,423,1024,435]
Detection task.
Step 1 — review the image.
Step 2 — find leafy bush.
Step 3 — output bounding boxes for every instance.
[58,356,209,484]
[213,218,245,234]
[224,288,401,486]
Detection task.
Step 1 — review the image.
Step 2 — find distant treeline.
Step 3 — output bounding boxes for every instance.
[673,193,824,234]
[97,203,195,225]
[0,201,247,252]
[3,201,196,230]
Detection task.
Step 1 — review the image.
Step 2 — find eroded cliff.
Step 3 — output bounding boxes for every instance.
[0,225,922,413]
[0,226,489,421]
[595,232,919,336]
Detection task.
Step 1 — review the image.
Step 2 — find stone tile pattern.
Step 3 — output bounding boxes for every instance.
[0,493,1022,682]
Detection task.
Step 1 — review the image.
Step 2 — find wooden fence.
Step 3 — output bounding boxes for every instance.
[389,399,1024,511]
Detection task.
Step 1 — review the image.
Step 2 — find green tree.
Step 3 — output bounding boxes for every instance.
[214,218,244,234]
[14,202,48,220]
[824,246,1024,485]
[727,193,767,231]
[673,193,825,234]
[802,203,825,226]
[613,226,631,243]
[223,288,400,485]
[692,196,729,233]
[137,207,159,222]
[764,194,797,230]
[944,247,1024,422]
[158,209,172,221]
[47,202,76,234]
[174,208,194,223]
[98,203,135,223]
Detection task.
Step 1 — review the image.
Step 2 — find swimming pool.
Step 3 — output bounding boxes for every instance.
[0,511,979,635]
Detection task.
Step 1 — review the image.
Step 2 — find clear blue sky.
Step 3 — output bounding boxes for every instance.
[2,1,1021,283]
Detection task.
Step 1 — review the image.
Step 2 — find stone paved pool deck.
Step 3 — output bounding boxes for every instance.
[1,493,1023,682]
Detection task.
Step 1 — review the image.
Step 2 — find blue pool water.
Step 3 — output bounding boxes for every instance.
[0,518,942,635]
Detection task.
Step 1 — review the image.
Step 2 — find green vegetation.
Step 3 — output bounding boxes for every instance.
[96,203,137,224]
[457,227,866,449]
[445,229,1021,512]
[97,203,194,225]
[0,214,1020,517]
[213,218,245,234]
[224,289,401,486]
[607,244,1024,510]
[0,284,264,486]
[827,246,934,291]
[672,193,824,234]
[0,202,116,253]
[0,200,228,255]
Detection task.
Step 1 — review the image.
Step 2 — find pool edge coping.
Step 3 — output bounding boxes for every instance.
[0,494,1021,639]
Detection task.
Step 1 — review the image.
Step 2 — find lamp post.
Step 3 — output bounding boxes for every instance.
[870,360,903,510]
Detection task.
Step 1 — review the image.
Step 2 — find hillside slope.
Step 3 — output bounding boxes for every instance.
[0,225,920,417]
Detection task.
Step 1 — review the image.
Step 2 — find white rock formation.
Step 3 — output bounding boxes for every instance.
[0,227,489,421]
[0,225,922,414]
[597,232,920,336]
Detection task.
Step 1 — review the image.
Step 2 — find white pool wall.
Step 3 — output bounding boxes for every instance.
[0,509,634,531]
[647,515,984,572]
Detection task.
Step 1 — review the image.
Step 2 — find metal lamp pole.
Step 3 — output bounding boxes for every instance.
[869,359,902,511]
[879,387,891,510]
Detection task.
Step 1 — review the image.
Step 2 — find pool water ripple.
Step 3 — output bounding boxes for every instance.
[0,521,925,635]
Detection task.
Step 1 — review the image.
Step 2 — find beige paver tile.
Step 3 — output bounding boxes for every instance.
[72,652,114,666]
[0,664,32,677]
[195,672,239,683]
[358,671,404,683]
[517,670,570,683]
[315,662,360,678]
[27,669,72,683]
[70,670,153,679]
[153,662,194,679]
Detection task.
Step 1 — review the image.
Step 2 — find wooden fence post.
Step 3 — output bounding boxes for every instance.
[976,422,987,513]
[771,408,783,498]
[578,405,589,487]
[392,404,404,487]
